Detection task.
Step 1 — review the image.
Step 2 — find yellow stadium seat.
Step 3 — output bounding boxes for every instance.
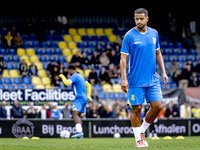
[112,84,123,92]
[10,70,19,77]
[103,84,113,92]
[76,68,84,76]
[96,28,104,36]
[58,41,67,48]
[104,28,113,35]
[41,77,51,85]
[73,35,82,42]
[69,28,77,35]
[108,35,117,43]
[72,48,80,55]
[35,84,45,89]
[63,35,73,42]
[77,28,87,35]
[62,48,71,56]
[68,42,77,48]
[30,55,39,62]
[86,28,95,35]
[26,48,35,55]
[84,69,91,77]
[2,70,9,77]
[35,62,43,70]
[66,55,72,63]
[38,70,47,77]
[46,84,53,89]
[20,55,29,63]
[17,48,26,55]
[32,77,41,85]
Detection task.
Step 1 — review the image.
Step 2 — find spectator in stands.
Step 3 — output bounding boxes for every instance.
[180,100,191,118]
[97,100,108,118]
[47,102,53,118]
[183,31,196,53]
[10,100,24,118]
[51,66,59,80]
[51,102,61,119]
[186,59,194,71]
[57,13,68,26]
[119,107,127,119]
[14,32,24,48]
[169,17,177,46]
[109,50,120,67]
[166,100,180,119]
[189,71,200,87]
[62,67,69,78]
[168,60,179,76]
[51,18,62,35]
[114,44,121,56]
[179,65,191,88]
[58,63,64,74]
[25,102,38,118]
[112,100,121,117]
[47,60,55,76]
[28,62,38,77]
[81,52,90,70]
[172,69,181,87]
[88,68,98,85]
[194,59,200,74]
[19,59,28,78]
[0,101,7,118]
[191,103,200,118]
[51,75,65,88]
[104,44,112,57]
[86,102,97,118]
[4,31,13,48]
[70,51,82,69]
[11,26,17,37]
[61,102,71,119]
[38,103,48,119]
[125,102,132,119]
[90,51,100,69]
[99,67,109,85]
[0,57,6,76]
[107,105,117,118]
[116,34,124,46]
[95,44,103,56]
[108,64,121,85]
[99,51,110,67]
[67,14,76,27]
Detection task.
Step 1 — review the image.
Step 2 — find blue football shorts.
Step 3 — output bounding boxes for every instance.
[72,99,87,113]
[127,83,163,106]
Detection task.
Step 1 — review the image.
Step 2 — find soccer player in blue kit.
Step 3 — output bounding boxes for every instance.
[120,8,168,147]
[59,64,92,139]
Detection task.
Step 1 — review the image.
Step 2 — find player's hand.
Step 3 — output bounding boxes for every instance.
[162,73,168,86]
[88,96,93,102]
[121,79,129,93]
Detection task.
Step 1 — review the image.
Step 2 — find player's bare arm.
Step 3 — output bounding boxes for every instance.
[120,53,129,93]
[156,49,168,86]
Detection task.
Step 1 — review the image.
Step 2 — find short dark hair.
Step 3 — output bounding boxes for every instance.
[68,64,76,70]
[134,8,148,17]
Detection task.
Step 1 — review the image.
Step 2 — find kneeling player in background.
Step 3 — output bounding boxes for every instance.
[59,64,92,139]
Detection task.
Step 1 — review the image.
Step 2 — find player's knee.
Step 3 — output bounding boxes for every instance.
[152,103,163,111]
[132,105,142,114]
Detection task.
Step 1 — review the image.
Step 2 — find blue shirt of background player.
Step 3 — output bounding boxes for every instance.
[69,72,88,102]
[120,27,160,88]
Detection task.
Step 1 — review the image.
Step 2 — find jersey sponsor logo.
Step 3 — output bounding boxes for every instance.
[131,95,135,101]
[133,41,142,44]
[153,38,156,44]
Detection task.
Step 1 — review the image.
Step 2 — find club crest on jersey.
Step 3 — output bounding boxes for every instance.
[153,38,156,44]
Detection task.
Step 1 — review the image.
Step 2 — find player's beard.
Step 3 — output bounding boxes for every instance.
[136,24,146,29]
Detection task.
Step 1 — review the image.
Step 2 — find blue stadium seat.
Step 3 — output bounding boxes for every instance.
[54,48,62,55]
[163,48,172,55]
[7,85,15,89]
[32,41,40,48]
[170,83,177,88]
[176,42,183,48]
[77,42,85,48]
[181,48,188,55]
[41,42,49,48]
[27,84,35,89]
[91,36,99,41]
[169,55,177,62]
[15,63,20,69]
[63,62,69,68]
[113,29,121,35]
[3,56,11,62]
[28,35,36,41]
[49,55,57,61]
[4,78,12,84]
[168,42,175,48]
[8,49,16,55]
[0,49,7,55]
[24,41,32,48]
[82,35,90,42]
[196,56,200,61]
[161,84,169,89]
[6,63,14,69]
[189,49,197,55]
[118,92,127,99]
[43,62,49,70]
[168,77,174,84]
[99,92,106,99]
[55,34,63,41]
[39,56,48,62]
[13,77,22,84]
[108,92,117,99]
[12,55,20,62]
[162,55,169,62]
[86,42,95,48]
[45,48,53,55]
[100,36,109,42]
[160,42,167,48]
[58,55,66,62]
[49,41,58,48]
[23,77,31,84]
[0,85,6,89]
[172,48,181,55]
[0,78,3,84]
[93,84,103,92]
[177,55,186,62]
[46,35,54,41]
[109,22,118,28]
[17,84,25,89]
[187,55,196,61]
[35,48,43,55]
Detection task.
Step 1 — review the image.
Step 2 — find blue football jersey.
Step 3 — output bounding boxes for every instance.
[120,27,160,88]
[69,72,88,102]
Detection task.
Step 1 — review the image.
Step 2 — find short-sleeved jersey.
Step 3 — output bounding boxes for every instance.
[120,27,160,88]
[69,72,88,102]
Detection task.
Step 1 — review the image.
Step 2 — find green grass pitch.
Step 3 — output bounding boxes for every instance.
[0,137,199,150]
